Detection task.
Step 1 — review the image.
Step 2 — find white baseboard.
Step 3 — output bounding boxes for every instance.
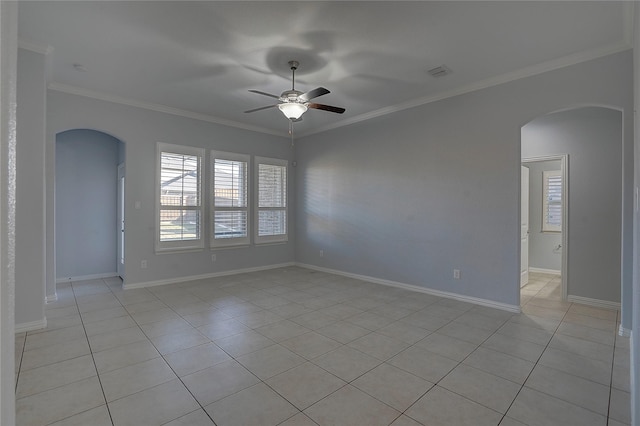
[529,267,561,275]
[56,272,118,283]
[123,262,296,290]
[619,325,631,337]
[45,293,57,303]
[296,263,521,313]
[567,295,620,310]
[15,318,47,333]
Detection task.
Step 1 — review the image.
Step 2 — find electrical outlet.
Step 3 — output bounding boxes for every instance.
[453,269,461,280]
[211,254,216,262]
[141,260,147,269]
[319,250,324,258]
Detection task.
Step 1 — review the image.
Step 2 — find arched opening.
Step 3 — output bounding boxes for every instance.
[519,106,624,312]
[55,129,126,292]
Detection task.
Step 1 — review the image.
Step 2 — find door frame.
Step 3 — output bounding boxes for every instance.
[521,154,569,302]
[520,165,529,287]
[117,163,125,280]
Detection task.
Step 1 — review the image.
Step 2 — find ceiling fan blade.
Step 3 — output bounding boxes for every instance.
[308,103,345,114]
[244,104,278,113]
[248,90,280,99]
[299,87,330,102]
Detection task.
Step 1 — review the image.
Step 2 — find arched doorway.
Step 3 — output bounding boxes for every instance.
[519,106,624,310]
[55,129,126,289]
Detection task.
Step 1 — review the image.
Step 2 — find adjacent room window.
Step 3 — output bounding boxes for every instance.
[255,157,288,244]
[156,143,204,251]
[542,169,562,233]
[211,151,250,247]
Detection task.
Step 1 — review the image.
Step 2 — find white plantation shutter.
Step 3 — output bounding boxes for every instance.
[256,157,288,243]
[211,152,249,247]
[156,143,204,251]
[543,170,562,232]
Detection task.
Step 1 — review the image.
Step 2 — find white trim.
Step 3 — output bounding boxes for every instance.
[123,262,295,290]
[299,43,631,138]
[619,325,631,338]
[45,293,57,303]
[528,267,561,275]
[48,82,287,138]
[15,318,47,334]
[56,272,117,283]
[297,263,521,314]
[522,155,569,302]
[567,295,621,310]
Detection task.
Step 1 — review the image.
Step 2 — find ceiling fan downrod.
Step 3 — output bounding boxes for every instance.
[288,60,299,91]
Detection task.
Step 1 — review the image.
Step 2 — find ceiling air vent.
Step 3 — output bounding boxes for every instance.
[427,65,452,78]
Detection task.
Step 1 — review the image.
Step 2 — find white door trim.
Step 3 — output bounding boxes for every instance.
[117,163,125,280]
[521,165,529,287]
[521,154,569,301]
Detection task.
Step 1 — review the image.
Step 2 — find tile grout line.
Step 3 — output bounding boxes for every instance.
[75,278,117,426]
[14,330,26,393]
[525,276,624,422]
[607,324,624,426]
[496,284,570,426]
[128,278,283,425]
[23,270,626,426]
[500,275,624,423]
[398,307,515,425]
[111,280,217,425]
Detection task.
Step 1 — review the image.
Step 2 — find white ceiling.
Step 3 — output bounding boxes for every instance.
[18,1,632,138]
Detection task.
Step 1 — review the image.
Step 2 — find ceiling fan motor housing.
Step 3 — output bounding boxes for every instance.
[280,90,305,103]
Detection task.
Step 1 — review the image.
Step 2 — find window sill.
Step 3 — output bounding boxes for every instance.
[210,244,251,251]
[155,247,204,255]
[255,240,289,247]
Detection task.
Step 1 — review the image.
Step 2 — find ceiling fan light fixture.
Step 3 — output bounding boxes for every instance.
[278,102,307,120]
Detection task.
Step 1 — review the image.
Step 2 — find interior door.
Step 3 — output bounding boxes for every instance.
[520,165,529,287]
[117,163,125,279]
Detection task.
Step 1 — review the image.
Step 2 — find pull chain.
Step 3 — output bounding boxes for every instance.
[289,120,294,147]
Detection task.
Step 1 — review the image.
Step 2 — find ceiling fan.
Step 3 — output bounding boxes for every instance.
[245,60,345,121]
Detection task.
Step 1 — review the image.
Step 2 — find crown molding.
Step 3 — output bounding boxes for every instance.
[17,39,53,55]
[298,41,632,138]
[46,39,631,141]
[47,82,289,139]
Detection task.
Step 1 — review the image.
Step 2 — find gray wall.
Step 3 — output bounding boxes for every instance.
[16,48,46,326]
[295,50,633,308]
[55,129,121,280]
[522,108,622,303]
[47,91,295,287]
[526,160,562,272]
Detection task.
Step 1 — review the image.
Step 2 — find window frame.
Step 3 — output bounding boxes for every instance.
[254,156,288,244]
[155,142,205,253]
[542,169,562,233]
[210,150,250,248]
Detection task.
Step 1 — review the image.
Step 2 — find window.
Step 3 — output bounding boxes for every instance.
[156,143,204,251]
[255,157,288,244]
[542,170,562,233]
[211,151,249,247]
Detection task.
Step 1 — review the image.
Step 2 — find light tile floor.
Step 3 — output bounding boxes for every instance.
[15,269,630,425]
